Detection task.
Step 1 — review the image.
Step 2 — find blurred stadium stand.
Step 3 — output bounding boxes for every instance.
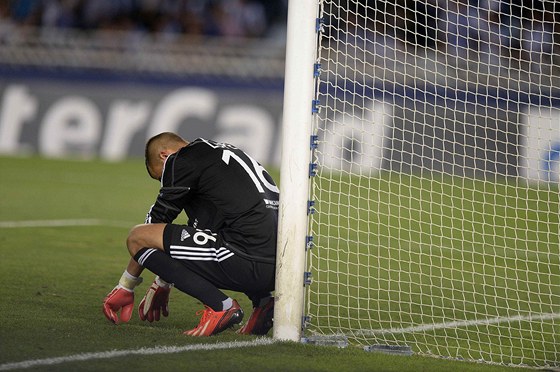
[1,0,559,90]
[0,0,558,177]
[319,0,560,92]
[0,0,288,83]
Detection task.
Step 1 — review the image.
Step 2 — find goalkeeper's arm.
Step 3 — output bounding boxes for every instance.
[145,186,191,224]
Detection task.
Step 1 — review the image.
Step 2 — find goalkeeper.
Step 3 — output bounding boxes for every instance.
[102,132,278,337]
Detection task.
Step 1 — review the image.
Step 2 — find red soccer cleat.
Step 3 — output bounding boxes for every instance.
[184,300,244,336]
[238,297,274,335]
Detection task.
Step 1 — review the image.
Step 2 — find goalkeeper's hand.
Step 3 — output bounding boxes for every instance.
[102,271,143,324]
[139,277,172,322]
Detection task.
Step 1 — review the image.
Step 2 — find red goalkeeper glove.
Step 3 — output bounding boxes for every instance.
[138,276,172,322]
[102,271,143,324]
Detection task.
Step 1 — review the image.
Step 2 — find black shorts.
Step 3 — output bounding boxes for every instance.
[163,224,275,295]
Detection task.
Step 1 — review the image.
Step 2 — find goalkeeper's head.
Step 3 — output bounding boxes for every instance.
[145,132,189,181]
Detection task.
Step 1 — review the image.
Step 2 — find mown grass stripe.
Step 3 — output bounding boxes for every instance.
[0,338,276,371]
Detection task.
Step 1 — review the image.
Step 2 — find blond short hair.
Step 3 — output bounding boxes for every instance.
[145,132,187,172]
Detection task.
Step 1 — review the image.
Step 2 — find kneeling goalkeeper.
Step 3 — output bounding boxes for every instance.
[102,132,278,336]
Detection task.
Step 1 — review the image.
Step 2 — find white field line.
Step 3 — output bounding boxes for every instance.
[2,313,558,370]
[0,219,134,229]
[0,338,276,371]
[358,312,560,336]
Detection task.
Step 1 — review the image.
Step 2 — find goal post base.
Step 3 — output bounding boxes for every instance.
[301,334,349,348]
[363,345,414,356]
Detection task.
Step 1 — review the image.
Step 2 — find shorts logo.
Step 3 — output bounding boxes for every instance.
[180,229,191,242]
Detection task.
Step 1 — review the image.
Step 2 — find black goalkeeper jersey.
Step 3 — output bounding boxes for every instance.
[145,138,279,263]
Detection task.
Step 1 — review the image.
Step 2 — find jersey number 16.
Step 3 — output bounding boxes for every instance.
[221,149,279,194]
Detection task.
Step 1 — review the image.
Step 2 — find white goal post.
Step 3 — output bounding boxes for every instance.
[273,0,320,342]
[275,0,559,368]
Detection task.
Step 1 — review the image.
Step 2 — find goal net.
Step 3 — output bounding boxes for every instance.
[302,0,559,367]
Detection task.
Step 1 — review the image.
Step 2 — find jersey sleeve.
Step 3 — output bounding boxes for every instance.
[145,150,195,224]
[145,186,191,223]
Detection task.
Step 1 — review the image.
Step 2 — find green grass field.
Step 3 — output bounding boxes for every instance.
[306,172,559,368]
[0,156,553,371]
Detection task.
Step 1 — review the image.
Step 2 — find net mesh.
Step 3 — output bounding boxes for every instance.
[306,0,559,367]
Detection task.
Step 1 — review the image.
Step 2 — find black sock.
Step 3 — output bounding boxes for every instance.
[134,248,227,311]
[246,292,273,308]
